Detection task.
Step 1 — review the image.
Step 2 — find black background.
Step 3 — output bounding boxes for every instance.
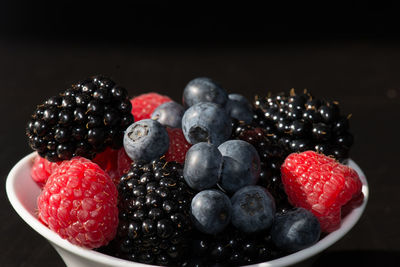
[1,2,399,266]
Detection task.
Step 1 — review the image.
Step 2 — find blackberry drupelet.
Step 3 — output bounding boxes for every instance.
[109,158,195,266]
[252,89,354,162]
[26,75,134,161]
[182,227,284,266]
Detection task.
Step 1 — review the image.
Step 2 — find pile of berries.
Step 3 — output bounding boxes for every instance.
[26,76,363,266]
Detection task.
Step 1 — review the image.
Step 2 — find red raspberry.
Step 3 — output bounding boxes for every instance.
[92,148,120,185]
[31,156,61,187]
[130,92,172,121]
[37,157,119,249]
[281,151,363,233]
[165,128,192,163]
[117,147,133,177]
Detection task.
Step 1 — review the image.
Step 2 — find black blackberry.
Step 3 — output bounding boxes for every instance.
[108,159,195,266]
[231,90,354,212]
[26,75,134,161]
[252,89,354,162]
[182,227,284,266]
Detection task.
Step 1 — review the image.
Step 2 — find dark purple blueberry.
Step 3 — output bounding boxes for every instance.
[183,142,222,191]
[271,208,320,252]
[182,102,232,146]
[151,101,184,128]
[218,140,260,193]
[225,94,254,124]
[190,190,232,234]
[231,185,275,233]
[183,77,228,108]
[123,119,169,163]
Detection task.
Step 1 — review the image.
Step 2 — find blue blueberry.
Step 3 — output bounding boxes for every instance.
[271,208,321,252]
[182,102,232,146]
[123,119,169,163]
[217,140,260,193]
[191,189,232,234]
[183,77,228,108]
[231,185,275,233]
[183,142,222,191]
[225,94,254,124]
[151,101,185,128]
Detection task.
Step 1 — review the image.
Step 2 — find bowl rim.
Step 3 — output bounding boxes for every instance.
[6,152,369,267]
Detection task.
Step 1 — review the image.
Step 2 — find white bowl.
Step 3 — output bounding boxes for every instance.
[6,152,369,267]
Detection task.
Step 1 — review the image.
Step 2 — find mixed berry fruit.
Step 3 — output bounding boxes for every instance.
[26,76,364,266]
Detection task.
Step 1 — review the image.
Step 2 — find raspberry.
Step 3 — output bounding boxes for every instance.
[31,155,61,187]
[37,157,119,249]
[165,128,192,163]
[92,147,120,185]
[130,92,171,121]
[281,151,362,233]
[117,147,132,176]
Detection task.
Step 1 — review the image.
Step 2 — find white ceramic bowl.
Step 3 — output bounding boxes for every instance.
[6,152,369,267]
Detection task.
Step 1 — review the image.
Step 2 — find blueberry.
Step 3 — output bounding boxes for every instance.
[191,189,232,234]
[218,140,260,193]
[182,102,232,146]
[151,101,185,128]
[231,185,275,233]
[183,77,228,108]
[271,208,321,252]
[183,142,222,191]
[225,94,254,124]
[123,119,169,163]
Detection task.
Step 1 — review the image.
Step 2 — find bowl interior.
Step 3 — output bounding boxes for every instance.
[6,152,369,267]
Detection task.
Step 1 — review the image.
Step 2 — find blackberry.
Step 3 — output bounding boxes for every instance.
[26,75,134,161]
[182,227,284,266]
[252,89,354,162]
[107,159,195,266]
[231,90,353,212]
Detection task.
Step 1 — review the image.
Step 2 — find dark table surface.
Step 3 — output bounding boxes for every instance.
[0,39,399,266]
